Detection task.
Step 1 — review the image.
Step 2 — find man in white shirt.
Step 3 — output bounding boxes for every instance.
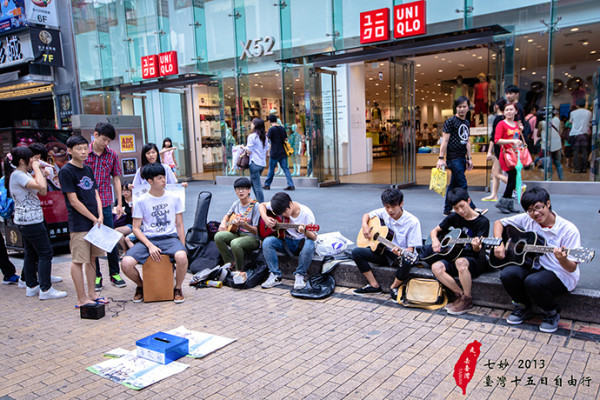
[352,189,422,298]
[493,187,581,333]
[568,98,592,173]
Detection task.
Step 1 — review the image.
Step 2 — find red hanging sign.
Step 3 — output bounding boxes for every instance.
[393,0,426,39]
[141,55,159,79]
[159,51,179,77]
[360,8,389,44]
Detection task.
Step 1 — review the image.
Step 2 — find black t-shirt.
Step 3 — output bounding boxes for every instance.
[438,213,490,259]
[59,162,99,232]
[513,102,525,122]
[492,114,504,157]
[443,116,470,160]
[267,125,287,159]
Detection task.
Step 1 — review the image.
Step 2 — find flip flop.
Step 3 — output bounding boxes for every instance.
[93,297,109,304]
[75,303,97,309]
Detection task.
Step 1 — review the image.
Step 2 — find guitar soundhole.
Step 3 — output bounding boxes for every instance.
[440,237,449,247]
[372,232,380,240]
[514,240,526,255]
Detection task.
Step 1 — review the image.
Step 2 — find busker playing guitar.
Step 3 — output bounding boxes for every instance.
[426,188,491,315]
[493,187,581,333]
[259,192,317,290]
[352,188,422,298]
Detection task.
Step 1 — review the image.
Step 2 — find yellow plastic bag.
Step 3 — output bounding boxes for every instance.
[429,167,447,196]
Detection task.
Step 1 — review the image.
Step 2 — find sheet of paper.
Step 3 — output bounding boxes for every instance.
[166,326,236,359]
[132,183,185,211]
[84,224,123,253]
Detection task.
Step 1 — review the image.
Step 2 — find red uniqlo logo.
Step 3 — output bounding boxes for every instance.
[159,51,178,77]
[360,8,389,44]
[393,0,426,39]
[141,55,159,79]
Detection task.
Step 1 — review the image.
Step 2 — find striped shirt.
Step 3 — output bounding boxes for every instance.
[84,143,121,208]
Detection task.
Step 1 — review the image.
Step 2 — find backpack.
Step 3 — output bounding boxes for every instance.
[0,177,14,220]
[290,257,347,300]
[224,252,269,289]
[523,115,540,155]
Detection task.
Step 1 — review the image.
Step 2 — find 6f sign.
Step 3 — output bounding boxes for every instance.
[240,37,275,60]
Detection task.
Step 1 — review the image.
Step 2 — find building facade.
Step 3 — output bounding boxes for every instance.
[70,0,600,188]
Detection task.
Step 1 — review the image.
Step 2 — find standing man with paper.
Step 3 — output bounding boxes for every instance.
[85,122,127,291]
[59,135,109,308]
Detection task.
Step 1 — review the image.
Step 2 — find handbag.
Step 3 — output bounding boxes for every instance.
[397,278,448,310]
[236,150,250,169]
[501,130,533,168]
[429,167,447,197]
[284,140,294,156]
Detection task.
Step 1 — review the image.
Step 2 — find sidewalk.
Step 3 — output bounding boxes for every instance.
[1,258,599,400]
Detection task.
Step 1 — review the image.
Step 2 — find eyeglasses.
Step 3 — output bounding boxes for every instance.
[526,204,546,215]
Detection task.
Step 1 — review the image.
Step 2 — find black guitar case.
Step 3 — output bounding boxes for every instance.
[186,191,222,272]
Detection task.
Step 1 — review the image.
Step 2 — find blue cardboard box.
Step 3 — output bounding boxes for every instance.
[136,332,189,364]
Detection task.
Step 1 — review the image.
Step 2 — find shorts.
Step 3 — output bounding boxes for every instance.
[70,232,105,264]
[474,98,487,115]
[436,256,486,278]
[125,235,186,264]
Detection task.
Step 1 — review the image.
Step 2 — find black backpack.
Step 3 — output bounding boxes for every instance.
[224,252,269,289]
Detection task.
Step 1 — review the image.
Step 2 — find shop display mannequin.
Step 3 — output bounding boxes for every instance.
[225,128,236,174]
[415,105,421,131]
[452,75,469,113]
[473,73,490,125]
[371,102,382,128]
[288,124,302,176]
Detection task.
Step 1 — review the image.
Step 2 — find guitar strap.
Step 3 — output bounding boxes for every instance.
[241,200,257,219]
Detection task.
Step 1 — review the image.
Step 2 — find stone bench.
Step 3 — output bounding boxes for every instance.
[276,254,600,324]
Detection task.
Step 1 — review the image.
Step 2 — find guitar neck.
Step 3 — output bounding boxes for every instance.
[523,244,563,254]
[275,223,305,230]
[377,236,405,254]
[447,238,474,245]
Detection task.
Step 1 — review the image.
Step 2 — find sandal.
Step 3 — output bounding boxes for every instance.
[93,297,109,304]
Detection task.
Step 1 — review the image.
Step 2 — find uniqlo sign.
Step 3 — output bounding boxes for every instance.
[141,55,159,79]
[159,51,178,76]
[394,0,426,39]
[360,8,389,44]
[141,51,179,79]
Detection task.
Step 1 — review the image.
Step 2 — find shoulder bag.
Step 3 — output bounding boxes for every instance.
[397,278,448,310]
[501,128,533,169]
[236,150,250,170]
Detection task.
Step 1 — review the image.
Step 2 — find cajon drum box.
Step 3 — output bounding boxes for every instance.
[142,255,174,302]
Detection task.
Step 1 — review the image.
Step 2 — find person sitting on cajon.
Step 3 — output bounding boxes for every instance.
[215,177,261,271]
[121,163,188,303]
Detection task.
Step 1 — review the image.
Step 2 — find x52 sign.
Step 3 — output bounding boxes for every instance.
[360,0,426,44]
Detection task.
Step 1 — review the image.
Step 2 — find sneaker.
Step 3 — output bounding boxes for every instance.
[389,287,399,301]
[39,287,67,300]
[474,208,488,216]
[506,303,533,325]
[94,276,103,292]
[222,262,232,270]
[50,275,63,283]
[353,284,382,296]
[132,286,143,303]
[284,186,295,191]
[110,274,127,288]
[262,185,270,190]
[447,295,474,315]
[294,274,306,290]
[444,293,463,311]
[173,288,185,304]
[18,278,26,288]
[26,285,40,297]
[2,275,19,285]
[261,272,282,288]
[539,310,560,333]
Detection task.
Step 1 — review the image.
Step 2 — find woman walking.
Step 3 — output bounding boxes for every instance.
[245,118,268,203]
[494,103,523,214]
[482,98,508,201]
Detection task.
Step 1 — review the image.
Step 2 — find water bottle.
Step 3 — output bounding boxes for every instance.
[207,280,223,288]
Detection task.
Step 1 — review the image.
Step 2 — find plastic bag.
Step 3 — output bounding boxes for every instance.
[429,167,447,197]
[315,231,353,256]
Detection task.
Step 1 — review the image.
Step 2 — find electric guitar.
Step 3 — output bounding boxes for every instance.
[356,216,419,264]
[488,224,595,268]
[419,228,503,263]
[258,210,320,239]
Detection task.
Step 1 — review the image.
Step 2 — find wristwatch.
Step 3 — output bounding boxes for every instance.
[438,156,444,160]
[466,157,472,160]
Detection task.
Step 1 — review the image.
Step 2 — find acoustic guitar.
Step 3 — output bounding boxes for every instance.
[226,213,246,233]
[258,210,320,239]
[488,224,595,269]
[356,216,419,264]
[420,228,503,264]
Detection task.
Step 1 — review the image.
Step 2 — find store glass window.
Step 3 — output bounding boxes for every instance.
[204,0,236,62]
[72,2,102,85]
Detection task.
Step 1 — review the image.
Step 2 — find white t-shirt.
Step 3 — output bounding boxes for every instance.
[133,190,184,238]
[500,212,581,291]
[265,202,315,240]
[9,170,44,225]
[568,108,592,136]
[368,208,422,249]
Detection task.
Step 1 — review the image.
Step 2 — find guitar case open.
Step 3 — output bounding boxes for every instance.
[186,191,222,273]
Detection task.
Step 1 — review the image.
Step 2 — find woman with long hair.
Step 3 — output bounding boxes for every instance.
[132,143,186,187]
[494,103,523,214]
[3,147,66,299]
[483,98,509,201]
[245,118,268,202]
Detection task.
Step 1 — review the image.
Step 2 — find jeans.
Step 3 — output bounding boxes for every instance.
[0,233,17,279]
[18,222,53,291]
[502,168,517,199]
[444,158,476,213]
[264,157,295,188]
[543,150,564,180]
[214,231,260,269]
[500,266,568,312]
[352,247,412,282]
[572,134,589,172]
[249,161,265,203]
[262,236,315,277]
[95,206,121,277]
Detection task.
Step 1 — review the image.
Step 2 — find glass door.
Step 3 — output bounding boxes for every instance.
[484,42,505,189]
[159,90,191,179]
[306,67,339,186]
[390,58,415,186]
